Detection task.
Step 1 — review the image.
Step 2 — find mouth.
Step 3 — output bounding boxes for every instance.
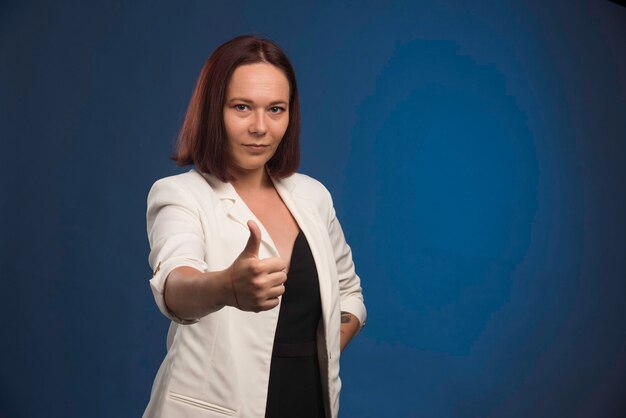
[242,144,269,151]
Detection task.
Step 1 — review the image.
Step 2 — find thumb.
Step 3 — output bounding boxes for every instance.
[241,220,262,257]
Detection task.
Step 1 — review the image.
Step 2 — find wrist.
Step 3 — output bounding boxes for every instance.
[210,267,235,309]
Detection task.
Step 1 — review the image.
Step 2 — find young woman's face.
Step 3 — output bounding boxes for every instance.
[223,62,290,176]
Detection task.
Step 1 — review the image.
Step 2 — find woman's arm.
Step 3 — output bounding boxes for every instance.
[340,311,361,352]
[327,212,366,332]
[160,220,287,322]
[163,266,231,321]
[148,178,286,323]
[319,182,367,349]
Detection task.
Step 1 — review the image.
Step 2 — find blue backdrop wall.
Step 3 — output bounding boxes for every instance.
[1,1,625,417]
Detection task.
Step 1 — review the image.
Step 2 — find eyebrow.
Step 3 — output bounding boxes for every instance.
[227,98,288,106]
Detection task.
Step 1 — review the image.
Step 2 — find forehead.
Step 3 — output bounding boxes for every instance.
[226,63,290,101]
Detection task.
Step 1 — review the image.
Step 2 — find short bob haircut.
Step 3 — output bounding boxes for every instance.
[172,35,300,181]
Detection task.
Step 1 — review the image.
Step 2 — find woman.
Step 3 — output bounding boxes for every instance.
[144,35,366,418]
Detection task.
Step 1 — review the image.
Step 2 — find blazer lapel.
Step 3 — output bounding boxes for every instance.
[196,169,332,327]
[273,176,332,327]
[196,170,280,258]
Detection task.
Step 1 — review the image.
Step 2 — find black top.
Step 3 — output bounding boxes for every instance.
[265,230,326,418]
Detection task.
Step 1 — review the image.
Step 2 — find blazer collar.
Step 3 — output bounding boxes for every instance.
[194,169,297,258]
[195,169,296,199]
[193,169,330,317]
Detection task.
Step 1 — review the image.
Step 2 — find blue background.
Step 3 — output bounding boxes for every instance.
[1,1,625,417]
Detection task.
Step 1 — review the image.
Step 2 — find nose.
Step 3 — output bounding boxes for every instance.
[249,110,267,136]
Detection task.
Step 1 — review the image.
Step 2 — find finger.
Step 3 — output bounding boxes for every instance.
[265,284,285,299]
[241,220,262,257]
[260,298,281,311]
[260,257,288,273]
[266,271,288,287]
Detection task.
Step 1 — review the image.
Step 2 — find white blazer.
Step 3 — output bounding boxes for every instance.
[143,169,366,418]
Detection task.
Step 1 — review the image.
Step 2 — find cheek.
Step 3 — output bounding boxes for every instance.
[274,118,289,138]
[224,117,246,145]
[223,115,237,135]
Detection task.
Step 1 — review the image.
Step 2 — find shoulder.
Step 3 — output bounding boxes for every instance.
[282,172,332,203]
[147,170,217,210]
[278,173,336,225]
[149,170,209,192]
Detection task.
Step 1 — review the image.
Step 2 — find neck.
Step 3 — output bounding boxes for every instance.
[229,165,273,193]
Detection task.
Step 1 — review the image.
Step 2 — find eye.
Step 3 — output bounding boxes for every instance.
[234,104,249,111]
[269,106,285,114]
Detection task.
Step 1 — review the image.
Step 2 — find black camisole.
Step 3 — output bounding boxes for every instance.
[264,230,326,418]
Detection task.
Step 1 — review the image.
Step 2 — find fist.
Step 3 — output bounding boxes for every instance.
[230,220,287,312]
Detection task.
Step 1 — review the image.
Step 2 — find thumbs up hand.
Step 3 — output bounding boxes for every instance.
[229,220,287,312]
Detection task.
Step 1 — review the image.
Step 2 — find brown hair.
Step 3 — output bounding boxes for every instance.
[172,35,300,181]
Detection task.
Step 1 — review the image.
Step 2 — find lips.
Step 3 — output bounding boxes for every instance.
[243,144,269,152]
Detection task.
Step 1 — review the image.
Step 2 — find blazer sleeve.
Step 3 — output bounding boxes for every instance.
[146,177,208,325]
[323,187,367,332]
